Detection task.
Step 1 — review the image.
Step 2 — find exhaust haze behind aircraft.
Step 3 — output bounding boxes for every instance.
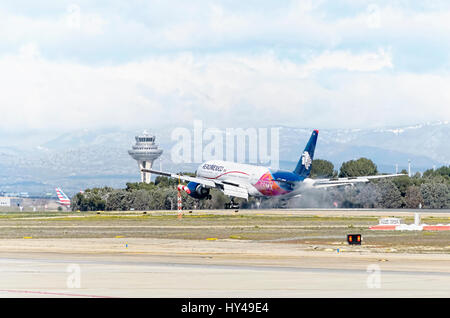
[143,130,406,208]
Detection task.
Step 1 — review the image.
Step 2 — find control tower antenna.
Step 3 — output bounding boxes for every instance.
[408,159,411,177]
[128,131,163,183]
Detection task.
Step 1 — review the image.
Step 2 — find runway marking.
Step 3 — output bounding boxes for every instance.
[1,256,449,277]
[0,289,116,298]
[0,225,371,229]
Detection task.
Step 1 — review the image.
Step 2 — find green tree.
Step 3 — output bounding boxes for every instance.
[376,179,404,208]
[162,188,178,210]
[405,186,424,209]
[391,175,412,197]
[73,162,450,211]
[423,165,450,178]
[147,190,167,210]
[125,182,156,192]
[310,159,335,178]
[105,189,128,211]
[339,158,378,177]
[154,176,178,187]
[132,190,153,210]
[435,165,450,178]
[420,182,450,208]
[207,189,229,209]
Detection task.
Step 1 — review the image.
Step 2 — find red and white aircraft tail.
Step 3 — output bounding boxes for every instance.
[55,187,71,208]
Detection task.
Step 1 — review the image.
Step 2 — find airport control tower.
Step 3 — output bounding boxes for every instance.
[128,131,163,183]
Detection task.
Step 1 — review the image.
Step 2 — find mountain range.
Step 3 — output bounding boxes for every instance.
[0,121,448,196]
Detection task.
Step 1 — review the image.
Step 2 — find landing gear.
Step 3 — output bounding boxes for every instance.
[255,197,262,209]
[224,198,240,210]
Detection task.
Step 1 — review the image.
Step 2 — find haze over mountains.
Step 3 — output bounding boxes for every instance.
[0,121,448,196]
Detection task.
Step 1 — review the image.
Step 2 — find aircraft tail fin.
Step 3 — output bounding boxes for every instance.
[293,130,318,178]
[55,187,71,206]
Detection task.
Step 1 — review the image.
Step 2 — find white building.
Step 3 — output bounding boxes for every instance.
[0,197,11,207]
[128,131,163,183]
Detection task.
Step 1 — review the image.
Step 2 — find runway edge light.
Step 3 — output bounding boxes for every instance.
[347,234,361,245]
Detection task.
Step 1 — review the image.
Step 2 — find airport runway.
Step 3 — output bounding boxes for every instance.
[103,208,450,217]
[0,209,449,297]
[0,238,449,298]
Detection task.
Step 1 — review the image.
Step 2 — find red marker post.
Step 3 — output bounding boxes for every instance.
[177,178,183,219]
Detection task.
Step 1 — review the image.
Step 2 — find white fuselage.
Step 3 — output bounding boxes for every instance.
[196,160,272,196]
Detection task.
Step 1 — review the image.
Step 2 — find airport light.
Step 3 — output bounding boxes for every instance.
[347,234,362,245]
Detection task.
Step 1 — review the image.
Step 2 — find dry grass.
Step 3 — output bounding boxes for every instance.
[0,211,448,254]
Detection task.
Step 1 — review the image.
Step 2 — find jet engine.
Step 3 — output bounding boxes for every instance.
[181,182,212,200]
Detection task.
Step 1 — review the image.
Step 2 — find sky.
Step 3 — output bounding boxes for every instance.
[1,0,450,136]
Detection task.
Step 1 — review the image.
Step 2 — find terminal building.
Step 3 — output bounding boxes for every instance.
[128,131,163,183]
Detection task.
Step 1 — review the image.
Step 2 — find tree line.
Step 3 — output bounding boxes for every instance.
[71,175,241,212]
[71,158,450,211]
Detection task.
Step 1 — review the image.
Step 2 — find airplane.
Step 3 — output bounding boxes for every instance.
[142,130,406,209]
[55,187,71,209]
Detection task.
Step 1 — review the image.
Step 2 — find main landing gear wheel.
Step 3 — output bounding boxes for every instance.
[224,198,240,210]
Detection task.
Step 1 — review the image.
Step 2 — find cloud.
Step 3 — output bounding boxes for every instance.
[0,1,449,138]
[1,1,450,66]
[0,45,448,135]
[304,48,392,72]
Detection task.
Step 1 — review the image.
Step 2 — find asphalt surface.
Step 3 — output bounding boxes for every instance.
[0,238,448,298]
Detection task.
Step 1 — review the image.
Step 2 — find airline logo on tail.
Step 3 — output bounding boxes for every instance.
[293,129,318,178]
[301,151,312,170]
[55,188,71,206]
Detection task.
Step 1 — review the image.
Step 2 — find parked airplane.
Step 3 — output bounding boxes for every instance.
[55,187,71,208]
[143,130,405,208]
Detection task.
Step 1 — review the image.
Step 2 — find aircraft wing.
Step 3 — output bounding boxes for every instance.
[141,168,216,187]
[311,173,407,188]
[141,169,249,199]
